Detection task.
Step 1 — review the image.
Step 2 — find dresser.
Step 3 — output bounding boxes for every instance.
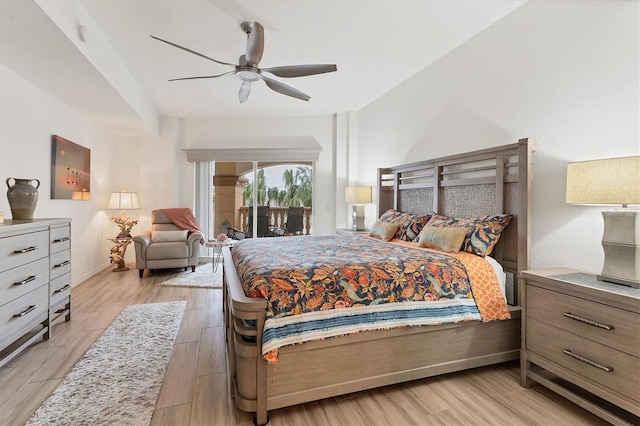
[521,268,640,425]
[0,218,71,367]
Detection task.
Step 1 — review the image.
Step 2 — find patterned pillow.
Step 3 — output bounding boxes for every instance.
[417,225,468,253]
[378,209,432,241]
[369,219,400,242]
[151,230,188,243]
[426,214,512,256]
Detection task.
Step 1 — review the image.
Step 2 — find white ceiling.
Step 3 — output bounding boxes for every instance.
[0,0,526,132]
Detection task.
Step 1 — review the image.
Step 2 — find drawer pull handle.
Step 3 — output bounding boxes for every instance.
[53,237,70,243]
[14,246,37,254]
[53,260,71,268]
[13,305,37,317]
[563,349,613,373]
[13,275,36,286]
[54,285,71,293]
[563,312,613,330]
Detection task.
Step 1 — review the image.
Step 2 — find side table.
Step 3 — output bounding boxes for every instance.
[336,228,369,236]
[108,236,132,272]
[206,239,236,272]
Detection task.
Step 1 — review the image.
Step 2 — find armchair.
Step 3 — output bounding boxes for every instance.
[246,206,271,237]
[133,209,203,278]
[284,206,304,235]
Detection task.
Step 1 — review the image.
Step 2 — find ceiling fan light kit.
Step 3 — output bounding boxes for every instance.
[151,21,337,103]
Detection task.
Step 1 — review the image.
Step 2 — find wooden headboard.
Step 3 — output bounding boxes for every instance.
[377,138,534,303]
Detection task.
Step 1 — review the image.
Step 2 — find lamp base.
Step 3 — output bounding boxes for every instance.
[599,210,640,288]
[352,205,366,231]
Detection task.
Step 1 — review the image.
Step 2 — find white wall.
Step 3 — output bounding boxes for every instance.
[0,63,140,284]
[356,1,639,272]
[133,116,191,233]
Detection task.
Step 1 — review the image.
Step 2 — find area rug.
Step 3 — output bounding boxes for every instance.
[158,264,222,288]
[26,301,186,426]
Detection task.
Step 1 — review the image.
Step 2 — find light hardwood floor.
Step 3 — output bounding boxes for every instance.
[0,262,604,426]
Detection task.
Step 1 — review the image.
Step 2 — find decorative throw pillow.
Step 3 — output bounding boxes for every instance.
[417,225,468,253]
[426,214,512,256]
[378,208,404,224]
[369,219,400,242]
[378,209,432,242]
[151,230,188,243]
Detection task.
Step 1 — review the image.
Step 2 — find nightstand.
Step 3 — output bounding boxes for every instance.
[521,268,640,425]
[336,228,369,236]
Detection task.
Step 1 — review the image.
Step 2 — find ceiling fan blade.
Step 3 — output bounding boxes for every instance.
[261,64,337,78]
[261,75,310,101]
[238,81,251,103]
[244,22,264,66]
[150,35,235,67]
[168,71,234,82]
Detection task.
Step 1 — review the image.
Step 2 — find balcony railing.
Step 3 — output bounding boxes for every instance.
[238,206,312,235]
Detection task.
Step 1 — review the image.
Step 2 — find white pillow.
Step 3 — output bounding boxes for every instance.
[151,230,188,242]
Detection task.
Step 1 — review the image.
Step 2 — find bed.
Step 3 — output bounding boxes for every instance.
[223,138,534,425]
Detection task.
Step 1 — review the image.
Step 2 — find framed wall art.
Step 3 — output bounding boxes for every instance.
[51,135,91,200]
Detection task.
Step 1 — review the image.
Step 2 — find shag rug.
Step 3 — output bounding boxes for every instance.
[158,264,222,288]
[26,301,186,426]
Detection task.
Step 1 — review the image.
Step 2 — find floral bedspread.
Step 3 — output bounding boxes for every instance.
[231,234,510,364]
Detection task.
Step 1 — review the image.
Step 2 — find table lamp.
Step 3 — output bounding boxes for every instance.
[107,190,140,238]
[72,189,91,200]
[345,186,372,231]
[566,156,640,287]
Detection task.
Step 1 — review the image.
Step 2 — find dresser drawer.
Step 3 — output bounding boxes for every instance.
[527,285,639,356]
[0,257,49,306]
[50,272,71,310]
[50,225,71,254]
[50,250,71,280]
[527,318,640,402]
[0,230,49,273]
[0,284,48,348]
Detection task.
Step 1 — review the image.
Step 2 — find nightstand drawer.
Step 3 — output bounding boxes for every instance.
[527,318,640,402]
[527,285,639,356]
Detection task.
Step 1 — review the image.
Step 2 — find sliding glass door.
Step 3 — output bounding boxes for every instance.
[240,161,313,238]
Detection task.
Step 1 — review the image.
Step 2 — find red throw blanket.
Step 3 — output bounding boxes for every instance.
[160,208,205,245]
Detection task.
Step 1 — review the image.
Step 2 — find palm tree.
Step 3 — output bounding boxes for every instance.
[243,183,253,206]
[243,166,312,207]
[267,187,280,206]
[282,168,298,206]
[282,166,312,207]
[295,166,313,207]
[243,169,268,206]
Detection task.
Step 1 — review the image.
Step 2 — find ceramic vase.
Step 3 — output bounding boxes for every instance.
[6,178,40,220]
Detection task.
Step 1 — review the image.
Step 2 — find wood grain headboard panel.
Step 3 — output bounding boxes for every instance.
[377,139,534,287]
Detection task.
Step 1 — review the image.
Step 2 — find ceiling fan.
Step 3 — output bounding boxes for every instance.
[151,21,337,103]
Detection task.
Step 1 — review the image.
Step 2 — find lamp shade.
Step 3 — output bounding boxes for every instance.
[566,156,640,206]
[345,186,372,204]
[107,191,140,210]
[71,190,91,200]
